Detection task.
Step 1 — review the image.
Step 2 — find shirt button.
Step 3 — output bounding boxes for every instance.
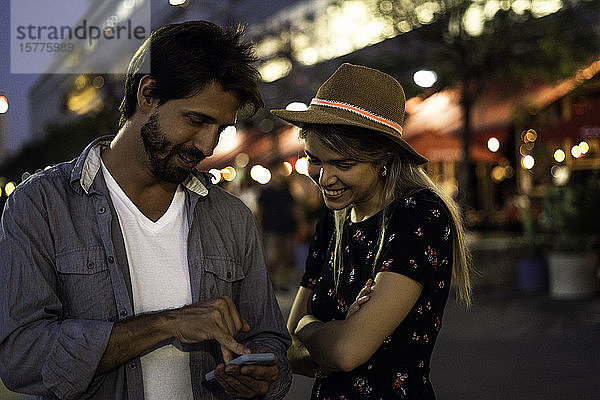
[98,206,106,214]
[107,256,115,263]
[128,361,137,369]
[86,262,95,269]
[227,272,232,279]
[120,309,128,316]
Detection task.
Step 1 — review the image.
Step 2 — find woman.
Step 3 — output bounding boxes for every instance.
[271,63,471,399]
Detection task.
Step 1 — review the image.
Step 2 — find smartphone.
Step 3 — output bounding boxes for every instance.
[204,353,276,381]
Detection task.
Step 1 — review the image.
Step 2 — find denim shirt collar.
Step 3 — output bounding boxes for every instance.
[69,135,210,197]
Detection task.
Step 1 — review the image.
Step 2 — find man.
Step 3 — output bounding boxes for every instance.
[0,21,291,400]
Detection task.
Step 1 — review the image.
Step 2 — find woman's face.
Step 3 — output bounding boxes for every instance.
[304,131,385,221]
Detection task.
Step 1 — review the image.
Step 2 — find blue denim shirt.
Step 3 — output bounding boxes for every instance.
[0,137,291,400]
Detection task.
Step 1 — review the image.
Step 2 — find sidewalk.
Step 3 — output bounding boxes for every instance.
[430,288,600,400]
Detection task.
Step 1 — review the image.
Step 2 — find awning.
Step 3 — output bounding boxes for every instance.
[538,100,600,140]
[407,132,501,163]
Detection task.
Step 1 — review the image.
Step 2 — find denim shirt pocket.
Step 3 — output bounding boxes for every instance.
[201,257,245,299]
[56,247,117,320]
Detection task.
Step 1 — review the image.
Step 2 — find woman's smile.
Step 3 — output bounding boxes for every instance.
[322,187,347,199]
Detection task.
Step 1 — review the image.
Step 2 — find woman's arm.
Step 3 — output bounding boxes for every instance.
[286,287,319,376]
[295,271,422,372]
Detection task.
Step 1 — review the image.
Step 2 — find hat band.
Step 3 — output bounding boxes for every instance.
[310,98,403,135]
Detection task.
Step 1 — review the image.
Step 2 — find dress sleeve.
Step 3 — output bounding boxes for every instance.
[376,194,453,290]
[300,211,334,289]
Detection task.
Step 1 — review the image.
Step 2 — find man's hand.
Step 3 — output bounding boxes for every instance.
[169,296,251,362]
[97,296,251,375]
[213,348,279,398]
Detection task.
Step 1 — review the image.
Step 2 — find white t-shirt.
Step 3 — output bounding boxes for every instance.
[102,161,193,400]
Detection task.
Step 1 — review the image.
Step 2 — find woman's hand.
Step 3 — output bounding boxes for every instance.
[295,279,375,339]
[347,279,375,317]
[289,273,422,373]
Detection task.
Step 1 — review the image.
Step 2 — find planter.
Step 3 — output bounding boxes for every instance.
[546,251,599,299]
[518,256,547,292]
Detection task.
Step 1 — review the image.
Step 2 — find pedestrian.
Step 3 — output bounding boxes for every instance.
[257,162,300,291]
[0,21,291,400]
[271,63,472,399]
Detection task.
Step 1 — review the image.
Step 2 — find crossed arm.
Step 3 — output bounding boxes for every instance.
[286,271,423,375]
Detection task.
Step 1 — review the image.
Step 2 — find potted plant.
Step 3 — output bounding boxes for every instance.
[539,172,600,299]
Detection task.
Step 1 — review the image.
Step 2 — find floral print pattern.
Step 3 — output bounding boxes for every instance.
[301,189,452,399]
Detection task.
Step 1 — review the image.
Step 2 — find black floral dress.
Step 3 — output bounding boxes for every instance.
[301,189,453,400]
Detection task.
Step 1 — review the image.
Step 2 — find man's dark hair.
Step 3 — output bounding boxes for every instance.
[119,21,263,126]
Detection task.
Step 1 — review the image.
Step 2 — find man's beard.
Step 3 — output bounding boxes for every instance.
[140,112,206,184]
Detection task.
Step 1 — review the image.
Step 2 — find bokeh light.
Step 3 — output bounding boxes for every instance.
[4,182,17,196]
[521,155,535,170]
[208,169,221,184]
[214,126,239,154]
[220,126,237,141]
[220,166,237,182]
[259,58,292,83]
[553,149,565,162]
[519,143,534,156]
[462,4,485,36]
[234,153,249,168]
[491,166,505,183]
[551,165,570,186]
[524,129,537,142]
[295,157,309,176]
[250,165,271,184]
[413,70,437,88]
[487,137,500,152]
[0,96,8,114]
[490,164,514,183]
[282,161,293,176]
[92,76,105,89]
[285,102,308,111]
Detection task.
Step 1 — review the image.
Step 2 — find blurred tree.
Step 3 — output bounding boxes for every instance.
[370,0,600,212]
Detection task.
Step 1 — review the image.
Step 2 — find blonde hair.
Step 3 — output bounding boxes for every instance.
[300,124,472,307]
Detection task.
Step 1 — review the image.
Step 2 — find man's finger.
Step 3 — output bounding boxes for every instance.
[222,297,250,334]
[220,344,234,363]
[215,333,251,359]
[213,296,244,336]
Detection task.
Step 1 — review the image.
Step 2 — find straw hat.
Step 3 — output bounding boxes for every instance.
[271,63,427,164]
